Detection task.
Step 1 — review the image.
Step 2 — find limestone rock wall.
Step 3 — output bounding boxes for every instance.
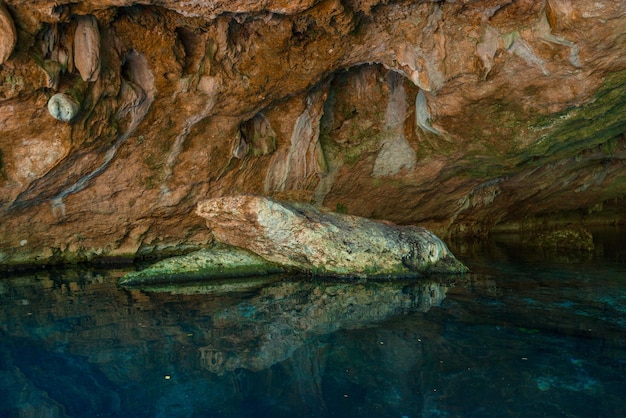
[0,0,625,266]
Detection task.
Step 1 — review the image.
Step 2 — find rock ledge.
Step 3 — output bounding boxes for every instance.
[119,245,284,286]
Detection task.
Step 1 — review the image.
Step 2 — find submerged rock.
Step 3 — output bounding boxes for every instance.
[119,245,284,286]
[196,195,467,278]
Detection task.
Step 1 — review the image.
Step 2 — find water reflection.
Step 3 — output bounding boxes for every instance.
[0,270,450,417]
[1,230,625,417]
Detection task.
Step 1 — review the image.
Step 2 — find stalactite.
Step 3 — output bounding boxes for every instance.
[74,15,101,82]
[52,50,155,202]
[476,24,499,79]
[0,0,16,65]
[415,89,440,135]
[264,83,329,193]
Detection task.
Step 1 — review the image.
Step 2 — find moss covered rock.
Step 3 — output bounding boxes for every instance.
[119,244,285,286]
[535,226,595,252]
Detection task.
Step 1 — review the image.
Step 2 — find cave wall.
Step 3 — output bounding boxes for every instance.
[0,0,625,266]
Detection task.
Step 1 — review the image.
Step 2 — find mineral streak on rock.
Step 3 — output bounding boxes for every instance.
[73,15,101,82]
[196,195,468,278]
[47,93,79,122]
[264,83,329,193]
[163,75,219,191]
[374,71,417,177]
[0,1,16,65]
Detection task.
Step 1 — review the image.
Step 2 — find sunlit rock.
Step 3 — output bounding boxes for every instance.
[0,0,16,65]
[196,195,468,278]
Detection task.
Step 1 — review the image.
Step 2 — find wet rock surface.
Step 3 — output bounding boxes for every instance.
[197,195,467,277]
[119,245,284,286]
[0,1,16,64]
[0,0,625,266]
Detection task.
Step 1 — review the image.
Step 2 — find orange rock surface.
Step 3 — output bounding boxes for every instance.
[0,0,625,266]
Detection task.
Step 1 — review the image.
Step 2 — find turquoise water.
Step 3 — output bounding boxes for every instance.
[1,229,625,417]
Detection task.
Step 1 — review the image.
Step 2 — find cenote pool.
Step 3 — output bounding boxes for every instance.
[1,228,625,417]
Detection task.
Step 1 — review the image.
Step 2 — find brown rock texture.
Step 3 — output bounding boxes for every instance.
[0,1,16,64]
[0,0,625,266]
[73,15,101,82]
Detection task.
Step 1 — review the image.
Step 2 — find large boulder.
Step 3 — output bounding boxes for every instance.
[196,195,467,278]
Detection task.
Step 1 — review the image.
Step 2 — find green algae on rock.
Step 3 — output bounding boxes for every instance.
[119,245,285,286]
[534,226,595,253]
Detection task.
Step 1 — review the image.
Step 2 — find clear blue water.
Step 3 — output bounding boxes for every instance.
[1,228,625,417]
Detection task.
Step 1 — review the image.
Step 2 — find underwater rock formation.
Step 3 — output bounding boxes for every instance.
[0,0,625,266]
[196,195,467,277]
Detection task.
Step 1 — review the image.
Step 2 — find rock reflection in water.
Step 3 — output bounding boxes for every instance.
[0,269,449,417]
[183,277,448,374]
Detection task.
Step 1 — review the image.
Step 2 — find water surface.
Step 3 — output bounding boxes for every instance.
[1,228,625,417]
